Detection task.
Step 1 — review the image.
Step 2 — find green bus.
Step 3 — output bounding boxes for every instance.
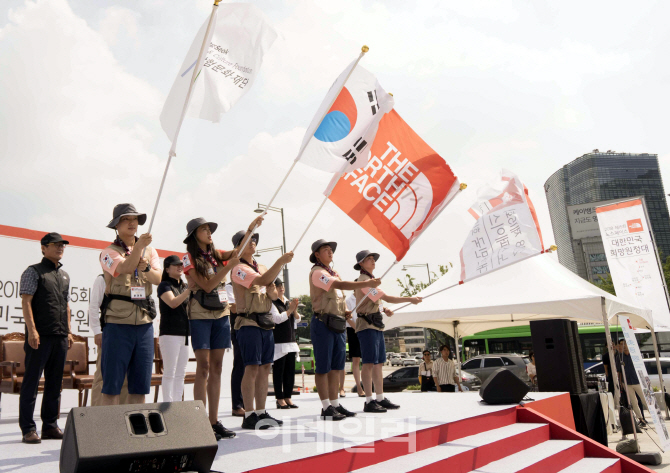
[461,325,665,368]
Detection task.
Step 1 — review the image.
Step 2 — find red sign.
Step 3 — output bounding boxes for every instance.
[327,110,459,260]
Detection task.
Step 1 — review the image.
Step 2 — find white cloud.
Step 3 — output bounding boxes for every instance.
[98,6,140,47]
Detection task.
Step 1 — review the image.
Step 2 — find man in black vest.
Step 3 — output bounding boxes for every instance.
[18,232,73,444]
[271,278,300,409]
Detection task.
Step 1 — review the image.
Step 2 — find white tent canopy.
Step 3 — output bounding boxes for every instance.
[387,255,653,337]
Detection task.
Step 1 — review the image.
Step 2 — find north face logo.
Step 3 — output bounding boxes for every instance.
[627,219,643,233]
[383,171,433,239]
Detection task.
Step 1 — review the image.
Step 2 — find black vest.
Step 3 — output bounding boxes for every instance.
[29,258,70,336]
[158,278,189,337]
[272,298,295,344]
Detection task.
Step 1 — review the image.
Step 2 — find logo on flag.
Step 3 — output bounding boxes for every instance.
[102,253,113,269]
[236,269,247,281]
[319,274,330,285]
[299,62,394,174]
[327,110,460,261]
[182,254,191,267]
[628,219,643,233]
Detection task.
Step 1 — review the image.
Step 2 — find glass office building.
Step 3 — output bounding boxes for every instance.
[545,151,670,282]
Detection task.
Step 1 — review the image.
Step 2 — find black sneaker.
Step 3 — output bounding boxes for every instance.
[378,398,400,410]
[258,412,283,426]
[363,400,387,413]
[212,421,236,439]
[241,412,271,430]
[335,405,356,417]
[321,405,346,421]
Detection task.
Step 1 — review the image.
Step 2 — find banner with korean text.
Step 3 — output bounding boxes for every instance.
[460,170,544,281]
[0,225,182,360]
[596,198,670,330]
[326,110,459,261]
[620,315,670,450]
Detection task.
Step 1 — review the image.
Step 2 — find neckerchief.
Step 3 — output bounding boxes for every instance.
[240,258,259,274]
[360,269,375,279]
[199,248,218,271]
[314,261,337,277]
[113,236,136,256]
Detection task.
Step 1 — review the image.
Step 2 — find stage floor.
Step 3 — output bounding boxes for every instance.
[0,390,565,473]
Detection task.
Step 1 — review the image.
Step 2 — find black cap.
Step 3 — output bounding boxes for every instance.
[309,239,337,264]
[232,230,259,248]
[183,218,218,244]
[274,278,283,286]
[354,250,380,270]
[107,203,147,229]
[40,232,69,246]
[163,255,183,268]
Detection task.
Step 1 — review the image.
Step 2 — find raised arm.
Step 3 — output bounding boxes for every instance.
[381,295,422,304]
[187,250,240,293]
[332,278,381,290]
[252,252,294,287]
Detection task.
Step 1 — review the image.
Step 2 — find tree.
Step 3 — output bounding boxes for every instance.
[592,273,616,296]
[395,264,453,350]
[295,294,313,341]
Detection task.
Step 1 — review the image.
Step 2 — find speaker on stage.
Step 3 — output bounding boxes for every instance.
[60,401,217,473]
[479,368,530,404]
[530,319,587,394]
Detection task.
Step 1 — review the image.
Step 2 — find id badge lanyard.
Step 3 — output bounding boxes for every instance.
[131,269,146,300]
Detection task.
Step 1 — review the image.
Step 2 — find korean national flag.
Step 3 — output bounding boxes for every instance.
[298,62,394,174]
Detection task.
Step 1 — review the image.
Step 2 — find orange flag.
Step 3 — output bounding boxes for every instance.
[326,110,460,260]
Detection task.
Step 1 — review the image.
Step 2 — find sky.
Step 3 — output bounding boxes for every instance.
[1,0,670,297]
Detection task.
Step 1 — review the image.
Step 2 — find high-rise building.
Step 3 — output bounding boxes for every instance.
[545,150,670,282]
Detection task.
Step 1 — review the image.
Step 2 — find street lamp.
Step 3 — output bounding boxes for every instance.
[255,203,290,297]
[254,246,284,258]
[402,263,432,284]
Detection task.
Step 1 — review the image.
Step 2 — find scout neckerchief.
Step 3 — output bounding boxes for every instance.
[199,248,218,273]
[113,235,136,256]
[240,258,259,274]
[314,261,337,277]
[360,269,375,279]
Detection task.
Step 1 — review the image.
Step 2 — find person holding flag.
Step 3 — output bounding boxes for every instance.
[231,229,294,430]
[308,240,381,420]
[353,250,422,412]
[99,204,161,407]
[182,216,257,440]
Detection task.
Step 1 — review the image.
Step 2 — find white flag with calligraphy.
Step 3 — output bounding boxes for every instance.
[160,3,278,142]
[459,170,544,282]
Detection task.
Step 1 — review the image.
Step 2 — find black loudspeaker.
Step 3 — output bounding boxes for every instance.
[530,319,587,394]
[60,401,217,473]
[479,368,530,404]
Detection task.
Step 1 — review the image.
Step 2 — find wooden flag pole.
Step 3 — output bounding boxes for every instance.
[237,46,369,256]
[145,0,221,237]
[350,183,469,314]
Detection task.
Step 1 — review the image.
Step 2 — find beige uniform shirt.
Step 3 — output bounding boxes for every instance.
[354,273,385,333]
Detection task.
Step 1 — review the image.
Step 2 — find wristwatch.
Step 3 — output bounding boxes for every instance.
[143,263,152,273]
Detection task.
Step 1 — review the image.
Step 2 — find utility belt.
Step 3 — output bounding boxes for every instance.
[316,312,346,334]
[242,311,275,329]
[99,293,156,331]
[359,311,385,329]
[191,289,228,312]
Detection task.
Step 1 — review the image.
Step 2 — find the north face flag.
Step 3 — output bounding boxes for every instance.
[326,110,460,261]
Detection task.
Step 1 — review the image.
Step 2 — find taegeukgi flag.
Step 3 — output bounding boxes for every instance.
[160,3,278,142]
[459,170,544,281]
[298,62,395,174]
[326,110,460,261]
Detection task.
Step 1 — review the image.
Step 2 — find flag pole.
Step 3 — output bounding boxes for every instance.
[351,183,469,314]
[391,246,558,312]
[145,0,221,236]
[237,46,369,256]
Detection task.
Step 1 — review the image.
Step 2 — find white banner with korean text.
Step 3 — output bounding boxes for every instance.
[620,315,670,451]
[596,198,670,330]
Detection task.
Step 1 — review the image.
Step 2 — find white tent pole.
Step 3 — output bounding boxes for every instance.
[602,297,621,409]
[237,46,369,257]
[650,329,670,419]
[617,315,640,450]
[454,321,461,378]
